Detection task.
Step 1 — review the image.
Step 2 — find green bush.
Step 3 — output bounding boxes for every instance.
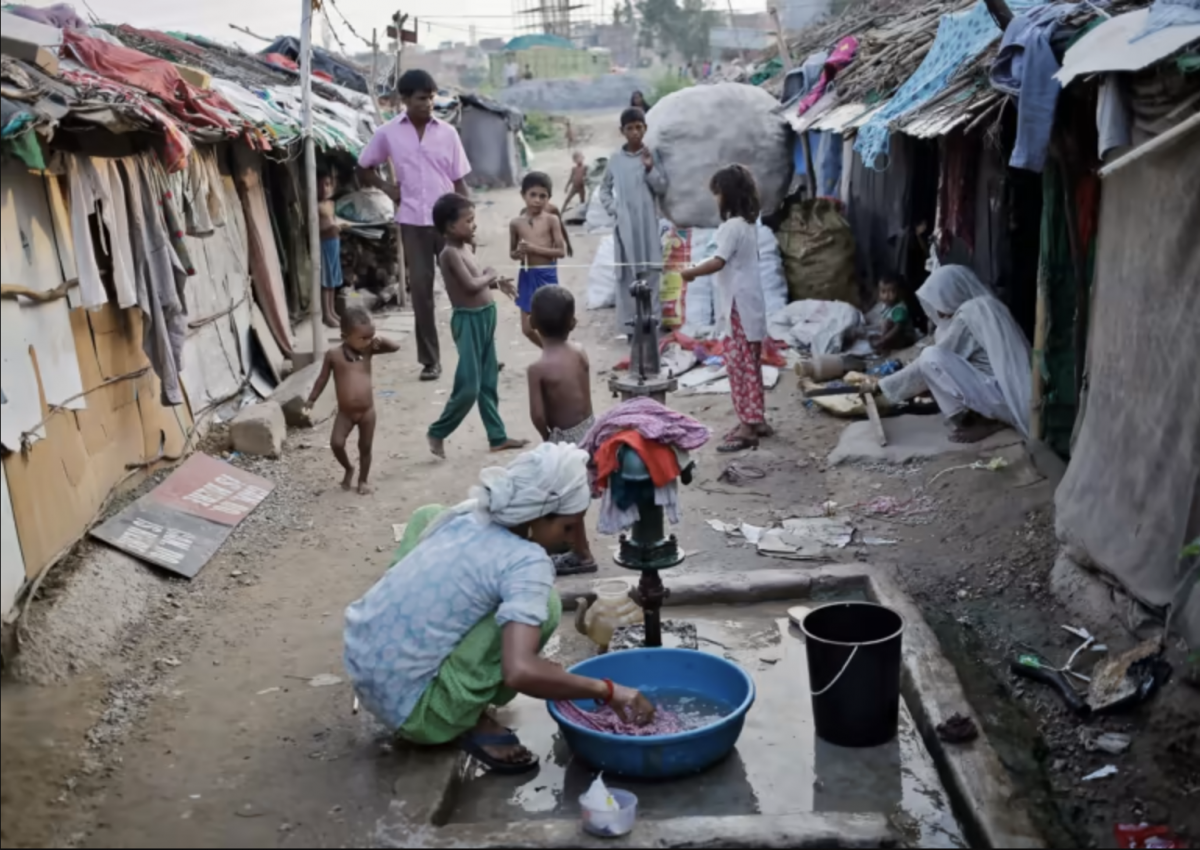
[649,73,692,104]
[522,111,561,149]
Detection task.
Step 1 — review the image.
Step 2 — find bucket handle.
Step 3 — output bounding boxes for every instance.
[811,645,859,697]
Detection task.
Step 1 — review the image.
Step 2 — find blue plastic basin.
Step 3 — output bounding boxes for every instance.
[547,648,756,778]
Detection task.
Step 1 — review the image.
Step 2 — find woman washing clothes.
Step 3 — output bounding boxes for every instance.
[344,443,655,775]
[869,265,1032,442]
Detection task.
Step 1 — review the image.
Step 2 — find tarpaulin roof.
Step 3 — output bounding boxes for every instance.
[259,36,368,93]
[1056,7,1200,84]
[504,34,575,51]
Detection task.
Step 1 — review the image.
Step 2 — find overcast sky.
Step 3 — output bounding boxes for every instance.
[31,0,774,52]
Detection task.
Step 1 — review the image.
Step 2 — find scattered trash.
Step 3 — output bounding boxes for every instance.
[1082,765,1119,782]
[1081,730,1132,756]
[377,390,397,399]
[856,495,935,519]
[718,462,766,486]
[860,536,898,546]
[307,674,344,688]
[1113,823,1187,849]
[1087,639,1172,714]
[868,359,903,377]
[821,500,838,516]
[256,687,281,696]
[1010,654,1090,716]
[929,456,1011,485]
[936,713,979,744]
[740,523,765,545]
[392,523,408,543]
[156,657,182,669]
[758,517,855,560]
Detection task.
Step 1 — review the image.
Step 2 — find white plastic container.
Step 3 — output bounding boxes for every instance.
[580,787,638,838]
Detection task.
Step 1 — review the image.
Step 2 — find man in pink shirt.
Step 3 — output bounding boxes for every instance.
[358,70,471,381]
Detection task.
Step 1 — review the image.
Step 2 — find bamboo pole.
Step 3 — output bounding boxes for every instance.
[300,0,324,358]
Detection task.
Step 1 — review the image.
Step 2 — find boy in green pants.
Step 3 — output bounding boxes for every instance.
[428,193,529,458]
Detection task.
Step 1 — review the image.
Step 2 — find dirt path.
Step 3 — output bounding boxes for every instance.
[2,112,1195,850]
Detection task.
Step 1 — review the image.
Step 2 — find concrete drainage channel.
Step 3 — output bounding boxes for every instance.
[376,566,1044,849]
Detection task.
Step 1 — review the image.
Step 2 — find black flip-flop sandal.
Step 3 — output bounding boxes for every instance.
[554,552,599,576]
[420,365,441,382]
[459,731,539,776]
[717,437,759,454]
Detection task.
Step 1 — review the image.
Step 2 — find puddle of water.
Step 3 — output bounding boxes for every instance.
[446,603,965,848]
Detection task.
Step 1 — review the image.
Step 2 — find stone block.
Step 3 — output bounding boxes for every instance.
[231,401,285,458]
[271,362,334,428]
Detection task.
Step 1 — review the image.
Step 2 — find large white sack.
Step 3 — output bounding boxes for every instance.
[587,234,617,309]
[645,83,793,229]
[757,220,788,316]
[682,228,718,336]
[767,299,864,355]
[585,193,615,233]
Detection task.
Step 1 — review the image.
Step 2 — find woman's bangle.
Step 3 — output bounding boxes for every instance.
[596,678,615,706]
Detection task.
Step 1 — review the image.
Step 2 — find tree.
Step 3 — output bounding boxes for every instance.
[634,0,716,63]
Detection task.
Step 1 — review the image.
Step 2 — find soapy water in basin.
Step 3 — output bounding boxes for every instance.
[555,689,732,737]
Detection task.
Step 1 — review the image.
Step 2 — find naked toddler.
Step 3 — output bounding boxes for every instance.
[306,306,400,494]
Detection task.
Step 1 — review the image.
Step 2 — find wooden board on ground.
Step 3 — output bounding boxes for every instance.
[90,453,273,579]
[863,392,887,446]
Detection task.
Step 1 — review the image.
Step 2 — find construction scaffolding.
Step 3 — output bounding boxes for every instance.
[515,0,596,40]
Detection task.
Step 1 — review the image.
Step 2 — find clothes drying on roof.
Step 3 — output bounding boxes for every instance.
[990,3,1076,173]
[260,37,367,93]
[7,2,86,30]
[796,38,856,118]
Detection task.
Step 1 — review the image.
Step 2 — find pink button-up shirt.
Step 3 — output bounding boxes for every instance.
[357,114,471,227]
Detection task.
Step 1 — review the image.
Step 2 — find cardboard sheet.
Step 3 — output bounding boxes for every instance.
[91,453,273,579]
[0,462,24,621]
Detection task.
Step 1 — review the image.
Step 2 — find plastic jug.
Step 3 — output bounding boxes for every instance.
[575,580,643,650]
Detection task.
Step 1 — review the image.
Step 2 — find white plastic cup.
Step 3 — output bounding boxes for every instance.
[580,787,638,838]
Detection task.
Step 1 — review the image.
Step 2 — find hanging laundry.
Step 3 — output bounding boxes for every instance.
[594,431,681,490]
[990,3,1076,173]
[66,153,138,310]
[121,155,189,406]
[596,481,680,535]
[795,38,857,118]
[580,398,711,458]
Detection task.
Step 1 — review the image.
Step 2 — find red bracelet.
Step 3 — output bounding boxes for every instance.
[597,678,615,706]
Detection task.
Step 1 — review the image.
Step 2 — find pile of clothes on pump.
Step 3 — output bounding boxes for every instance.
[580,398,711,535]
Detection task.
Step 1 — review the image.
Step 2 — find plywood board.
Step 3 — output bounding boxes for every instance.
[250,302,285,384]
[0,461,25,621]
[91,453,273,579]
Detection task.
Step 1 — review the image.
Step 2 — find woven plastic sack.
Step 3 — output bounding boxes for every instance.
[776,197,860,308]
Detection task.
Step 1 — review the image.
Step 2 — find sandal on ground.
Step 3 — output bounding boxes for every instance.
[554,552,599,577]
[420,365,442,382]
[459,731,539,776]
[717,437,759,454]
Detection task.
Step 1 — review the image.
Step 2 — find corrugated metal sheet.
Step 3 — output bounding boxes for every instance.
[1057,8,1200,84]
[791,102,882,134]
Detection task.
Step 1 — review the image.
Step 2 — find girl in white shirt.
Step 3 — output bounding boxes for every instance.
[682,165,771,452]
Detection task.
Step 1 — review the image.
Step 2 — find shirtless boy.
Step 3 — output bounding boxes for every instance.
[318,173,346,328]
[561,151,588,213]
[527,285,597,575]
[428,192,529,459]
[306,306,399,494]
[511,172,567,349]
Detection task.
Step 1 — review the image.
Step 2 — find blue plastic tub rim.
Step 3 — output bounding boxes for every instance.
[547,648,757,746]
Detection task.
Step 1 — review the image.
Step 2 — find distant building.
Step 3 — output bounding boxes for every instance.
[780,0,833,32]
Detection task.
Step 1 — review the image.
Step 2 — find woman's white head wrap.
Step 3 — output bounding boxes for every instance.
[421,443,591,540]
[917,265,992,337]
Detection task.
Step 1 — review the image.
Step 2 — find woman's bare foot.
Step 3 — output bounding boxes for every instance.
[950,418,1006,443]
[428,436,446,459]
[341,467,356,490]
[490,438,530,453]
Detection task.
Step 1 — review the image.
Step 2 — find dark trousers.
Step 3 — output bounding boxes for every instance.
[401,224,443,369]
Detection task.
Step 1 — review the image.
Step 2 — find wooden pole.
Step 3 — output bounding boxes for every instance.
[983,0,1014,29]
[768,6,793,72]
[300,0,325,357]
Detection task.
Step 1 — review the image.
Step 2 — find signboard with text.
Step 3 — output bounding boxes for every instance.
[91,454,274,579]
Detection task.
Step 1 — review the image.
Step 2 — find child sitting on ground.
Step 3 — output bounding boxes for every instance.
[682,164,771,453]
[318,172,347,328]
[306,306,400,494]
[511,172,568,349]
[561,151,588,213]
[428,192,528,459]
[526,285,597,576]
[871,273,916,353]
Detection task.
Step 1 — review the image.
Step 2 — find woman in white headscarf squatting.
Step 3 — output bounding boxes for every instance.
[344,443,655,774]
[876,265,1033,442]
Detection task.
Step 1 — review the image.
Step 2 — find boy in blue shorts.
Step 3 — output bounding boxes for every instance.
[510,172,567,348]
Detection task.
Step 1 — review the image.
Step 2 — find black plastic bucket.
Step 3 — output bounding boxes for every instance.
[801,601,905,748]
